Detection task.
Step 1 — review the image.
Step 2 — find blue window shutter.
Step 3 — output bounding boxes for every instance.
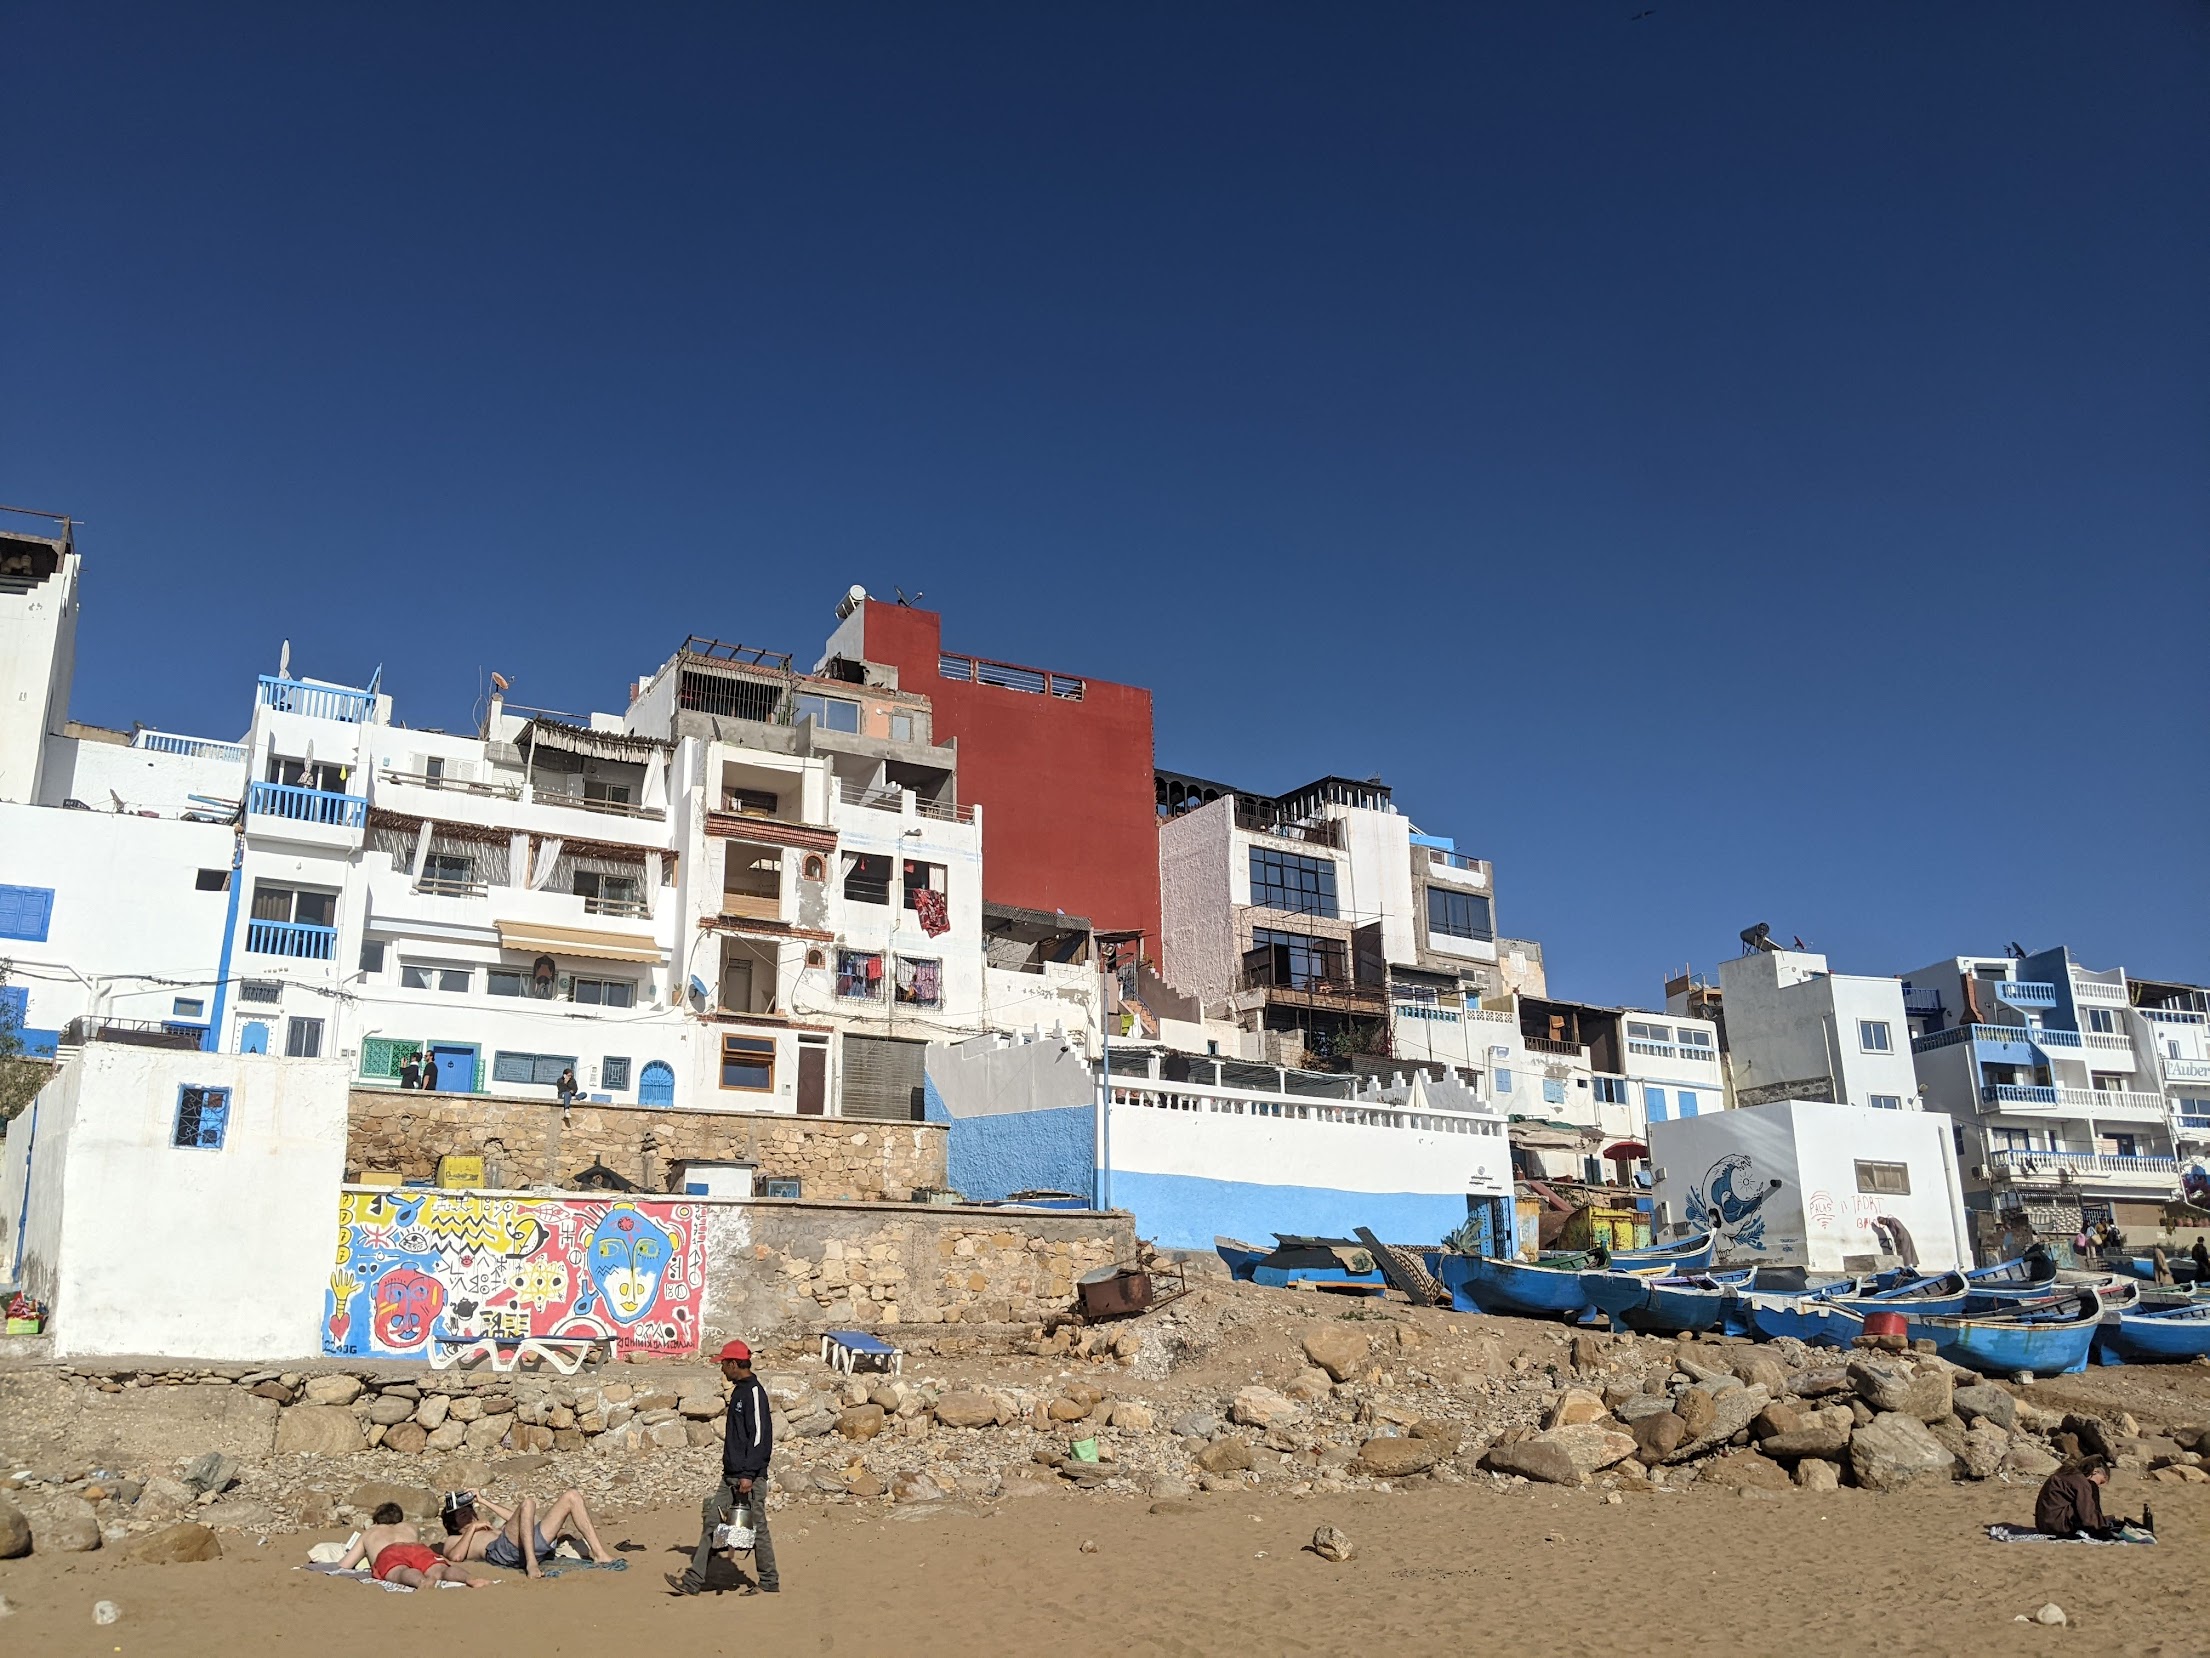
[0,885,55,942]
[1646,1086,1668,1122]
[1676,1089,1697,1117]
[0,985,26,1025]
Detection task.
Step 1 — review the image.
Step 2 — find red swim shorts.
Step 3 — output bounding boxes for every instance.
[372,1542,443,1581]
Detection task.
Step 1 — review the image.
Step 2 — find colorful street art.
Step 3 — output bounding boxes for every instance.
[325,1191,707,1365]
[1686,1153,1785,1251]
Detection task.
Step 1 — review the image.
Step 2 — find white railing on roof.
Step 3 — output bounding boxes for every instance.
[2072,978,2128,1004]
[134,730,247,763]
[1111,1077,1504,1138]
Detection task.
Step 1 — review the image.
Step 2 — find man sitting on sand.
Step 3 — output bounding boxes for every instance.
[440,1488,621,1577]
[2034,1456,2148,1540]
[336,1502,493,1588]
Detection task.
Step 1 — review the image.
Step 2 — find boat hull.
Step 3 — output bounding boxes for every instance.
[1436,1253,1594,1318]
[1610,1232,1715,1273]
[1919,1291,2103,1377]
[2094,1303,2210,1365]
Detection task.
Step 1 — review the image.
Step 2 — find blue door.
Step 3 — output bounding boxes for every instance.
[1645,1085,1669,1123]
[429,1044,477,1094]
[638,1060,675,1106]
[239,1021,269,1055]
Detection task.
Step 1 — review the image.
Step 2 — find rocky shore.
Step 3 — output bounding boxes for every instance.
[4,1283,2208,1565]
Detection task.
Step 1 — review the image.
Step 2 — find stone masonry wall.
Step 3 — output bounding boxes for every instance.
[703,1202,1136,1337]
[346,1088,947,1201]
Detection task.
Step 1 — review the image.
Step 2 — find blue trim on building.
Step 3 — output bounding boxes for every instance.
[1111,1169,1483,1253]
[205,839,245,1053]
[928,1075,1095,1202]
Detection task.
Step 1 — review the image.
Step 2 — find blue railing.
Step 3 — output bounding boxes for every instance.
[248,781,367,828]
[257,675,374,723]
[133,730,248,762]
[1997,981,2059,1007]
[244,918,337,959]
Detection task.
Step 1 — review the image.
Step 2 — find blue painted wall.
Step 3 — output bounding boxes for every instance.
[1112,1168,1483,1253]
[925,1073,1094,1201]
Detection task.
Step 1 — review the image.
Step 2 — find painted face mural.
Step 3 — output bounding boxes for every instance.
[372,1268,445,1348]
[326,1192,703,1362]
[587,1204,677,1325]
[1686,1153,1784,1251]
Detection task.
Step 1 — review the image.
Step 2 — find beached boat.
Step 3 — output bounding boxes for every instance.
[1592,1269,1752,1335]
[2097,1254,2203,1285]
[1962,1250,2057,1296]
[1918,1288,2103,1377]
[2095,1301,2210,1365]
[1748,1292,1870,1346]
[1215,1235,1384,1292]
[1609,1231,1715,1273]
[1435,1251,1599,1319]
[1745,1272,1966,1345]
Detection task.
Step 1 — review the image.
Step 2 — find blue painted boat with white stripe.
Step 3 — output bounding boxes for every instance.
[1918,1288,2103,1377]
[2094,1301,2210,1365]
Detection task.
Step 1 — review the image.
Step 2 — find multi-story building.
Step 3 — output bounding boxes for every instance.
[817,595,1161,959]
[1900,947,2184,1247]
[1708,940,1920,1112]
[2130,975,2210,1180]
[1156,771,1508,1073]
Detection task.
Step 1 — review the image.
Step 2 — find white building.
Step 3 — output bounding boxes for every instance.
[1711,941,1921,1112]
[1900,947,2186,1247]
[1649,1099,1971,1274]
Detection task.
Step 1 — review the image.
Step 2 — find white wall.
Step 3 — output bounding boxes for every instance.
[22,1045,349,1360]
[1719,948,1919,1109]
[0,544,77,806]
[0,801,236,1038]
[1650,1099,1969,1272]
[1336,806,1417,964]
[1158,798,1236,1005]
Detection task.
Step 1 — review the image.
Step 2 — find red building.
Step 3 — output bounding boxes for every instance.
[833,599,1160,959]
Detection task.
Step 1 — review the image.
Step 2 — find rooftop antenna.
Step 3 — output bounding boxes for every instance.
[894,586,924,607]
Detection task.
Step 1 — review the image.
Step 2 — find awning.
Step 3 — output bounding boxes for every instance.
[1603,1141,1649,1160]
[522,718,671,763]
[494,920,664,964]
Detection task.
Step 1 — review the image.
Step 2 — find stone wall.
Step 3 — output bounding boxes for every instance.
[346,1088,947,1201]
[702,1201,1135,1336]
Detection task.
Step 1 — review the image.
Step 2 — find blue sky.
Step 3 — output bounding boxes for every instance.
[4,4,2204,1006]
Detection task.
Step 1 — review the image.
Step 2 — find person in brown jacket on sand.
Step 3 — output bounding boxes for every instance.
[2035,1457,2151,1540]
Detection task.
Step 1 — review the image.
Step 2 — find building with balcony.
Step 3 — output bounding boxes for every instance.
[1900,948,2186,1246]
[1157,770,1528,1076]
[1708,941,1921,1113]
[817,595,1161,959]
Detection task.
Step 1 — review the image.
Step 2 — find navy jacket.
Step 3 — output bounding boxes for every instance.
[722,1374,773,1481]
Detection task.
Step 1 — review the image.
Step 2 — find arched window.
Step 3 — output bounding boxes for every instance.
[239,1021,269,1055]
[638,1060,675,1107]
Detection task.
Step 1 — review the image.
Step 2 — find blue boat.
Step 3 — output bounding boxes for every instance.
[2099,1254,2203,1285]
[1963,1248,2057,1297]
[1748,1292,1871,1347]
[1609,1231,1716,1273]
[1435,1252,1600,1319]
[1918,1288,2103,1377]
[1615,1270,1753,1335]
[1215,1235,1385,1293]
[2095,1301,2210,1365]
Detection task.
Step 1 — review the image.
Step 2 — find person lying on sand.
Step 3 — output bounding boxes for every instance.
[440,1488,620,1577]
[336,1502,494,1588]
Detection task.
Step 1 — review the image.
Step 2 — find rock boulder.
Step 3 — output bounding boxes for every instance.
[127,1523,221,1565]
[1354,1437,1440,1478]
[1302,1326,1371,1384]
[1849,1413,1957,1491]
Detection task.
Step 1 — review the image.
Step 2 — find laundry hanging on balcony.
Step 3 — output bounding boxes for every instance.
[912,887,950,937]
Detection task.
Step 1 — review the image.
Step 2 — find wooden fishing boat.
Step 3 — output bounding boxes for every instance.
[1435,1251,1599,1318]
[2095,1300,2210,1365]
[1919,1288,2103,1377]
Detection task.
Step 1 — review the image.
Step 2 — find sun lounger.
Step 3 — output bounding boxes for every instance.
[821,1329,901,1376]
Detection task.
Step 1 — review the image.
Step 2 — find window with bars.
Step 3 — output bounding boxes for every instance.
[1248,848,1338,917]
[895,958,942,1008]
[493,1051,578,1086]
[172,1085,230,1149]
[838,950,884,1000]
[601,1056,632,1091]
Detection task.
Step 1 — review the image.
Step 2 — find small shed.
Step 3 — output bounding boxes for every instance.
[1648,1100,1971,1274]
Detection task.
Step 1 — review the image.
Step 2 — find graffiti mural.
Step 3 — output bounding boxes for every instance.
[325,1191,706,1364]
[1685,1153,1785,1252]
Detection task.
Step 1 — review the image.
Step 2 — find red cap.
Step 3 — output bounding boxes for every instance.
[717,1340,752,1363]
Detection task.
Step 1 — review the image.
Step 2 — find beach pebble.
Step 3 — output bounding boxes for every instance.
[1078,1538,1098,1554]
[1310,1524,1355,1562]
[2035,1604,2067,1627]
[93,1600,121,1625]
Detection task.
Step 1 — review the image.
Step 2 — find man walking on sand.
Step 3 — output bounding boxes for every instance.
[668,1338,779,1596]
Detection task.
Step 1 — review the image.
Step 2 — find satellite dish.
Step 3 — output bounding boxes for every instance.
[491,672,510,693]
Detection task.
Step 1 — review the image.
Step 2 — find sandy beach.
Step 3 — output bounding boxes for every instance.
[2,1461,2204,1658]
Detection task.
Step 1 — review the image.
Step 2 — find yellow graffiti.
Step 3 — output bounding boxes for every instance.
[336,1190,548,1255]
[505,1258,570,1310]
[328,1272,358,1310]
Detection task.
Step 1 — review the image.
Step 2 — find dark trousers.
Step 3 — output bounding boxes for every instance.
[686,1475,777,1590]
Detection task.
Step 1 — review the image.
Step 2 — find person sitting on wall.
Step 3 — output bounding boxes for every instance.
[556,1067,580,1108]
[336,1502,492,1588]
[440,1488,621,1577]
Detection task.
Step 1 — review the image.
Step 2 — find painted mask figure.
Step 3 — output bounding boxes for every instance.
[587,1204,676,1325]
[372,1267,445,1348]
